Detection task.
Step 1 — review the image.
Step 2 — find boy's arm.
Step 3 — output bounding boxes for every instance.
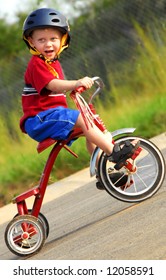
[46,76,94,93]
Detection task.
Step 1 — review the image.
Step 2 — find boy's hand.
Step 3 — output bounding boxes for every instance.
[76,77,94,89]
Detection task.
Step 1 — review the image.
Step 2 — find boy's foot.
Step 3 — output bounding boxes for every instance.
[108,140,140,170]
[96,172,128,190]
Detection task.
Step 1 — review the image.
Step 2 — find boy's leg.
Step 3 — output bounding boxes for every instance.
[75,114,114,155]
[75,113,140,190]
[86,139,96,155]
[75,113,139,161]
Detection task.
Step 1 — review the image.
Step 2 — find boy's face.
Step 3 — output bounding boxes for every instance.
[28,27,63,59]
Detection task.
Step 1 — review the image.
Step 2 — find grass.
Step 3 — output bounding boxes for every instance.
[0,91,165,206]
[0,24,166,206]
[103,93,166,137]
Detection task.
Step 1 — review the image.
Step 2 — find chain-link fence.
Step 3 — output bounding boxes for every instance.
[0,0,166,138]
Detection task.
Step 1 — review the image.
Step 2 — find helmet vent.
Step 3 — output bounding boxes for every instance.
[52,19,60,23]
[49,12,57,15]
[27,21,34,25]
[30,13,36,17]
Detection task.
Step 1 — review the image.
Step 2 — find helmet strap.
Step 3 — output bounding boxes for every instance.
[56,33,69,57]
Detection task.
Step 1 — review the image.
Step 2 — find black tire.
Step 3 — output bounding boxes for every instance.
[98,136,165,202]
[4,215,46,257]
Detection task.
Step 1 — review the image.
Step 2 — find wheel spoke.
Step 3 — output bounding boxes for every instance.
[5,215,46,257]
[98,136,165,202]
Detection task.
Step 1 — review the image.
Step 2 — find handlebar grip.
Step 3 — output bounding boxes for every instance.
[75,86,86,94]
[70,86,86,96]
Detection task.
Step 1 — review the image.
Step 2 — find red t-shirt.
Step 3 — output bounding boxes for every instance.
[20,55,68,132]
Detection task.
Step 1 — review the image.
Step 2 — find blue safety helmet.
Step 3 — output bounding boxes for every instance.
[23,8,70,52]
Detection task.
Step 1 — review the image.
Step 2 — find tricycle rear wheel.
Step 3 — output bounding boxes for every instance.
[4,215,46,257]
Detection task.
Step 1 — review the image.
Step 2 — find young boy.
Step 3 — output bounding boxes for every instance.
[20,8,139,189]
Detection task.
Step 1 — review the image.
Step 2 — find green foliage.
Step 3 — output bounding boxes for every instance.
[0,89,165,206]
[61,0,166,93]
[0,0,166,206]
[0,17,25,56]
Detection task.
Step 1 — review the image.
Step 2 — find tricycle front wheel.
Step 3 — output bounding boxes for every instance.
[98,136,165,203]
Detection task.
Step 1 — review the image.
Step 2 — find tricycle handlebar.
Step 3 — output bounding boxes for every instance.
[90,77,104,102]
[70,76,104,102]
[91,76,104,89]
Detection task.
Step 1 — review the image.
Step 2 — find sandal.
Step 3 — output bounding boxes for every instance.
[108,140,140,170]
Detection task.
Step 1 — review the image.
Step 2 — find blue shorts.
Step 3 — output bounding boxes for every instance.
[24,107,80,143]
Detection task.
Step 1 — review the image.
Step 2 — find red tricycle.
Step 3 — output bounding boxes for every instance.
[4,77,165,257]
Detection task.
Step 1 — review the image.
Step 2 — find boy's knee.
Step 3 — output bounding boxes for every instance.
[75,113,83,126]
